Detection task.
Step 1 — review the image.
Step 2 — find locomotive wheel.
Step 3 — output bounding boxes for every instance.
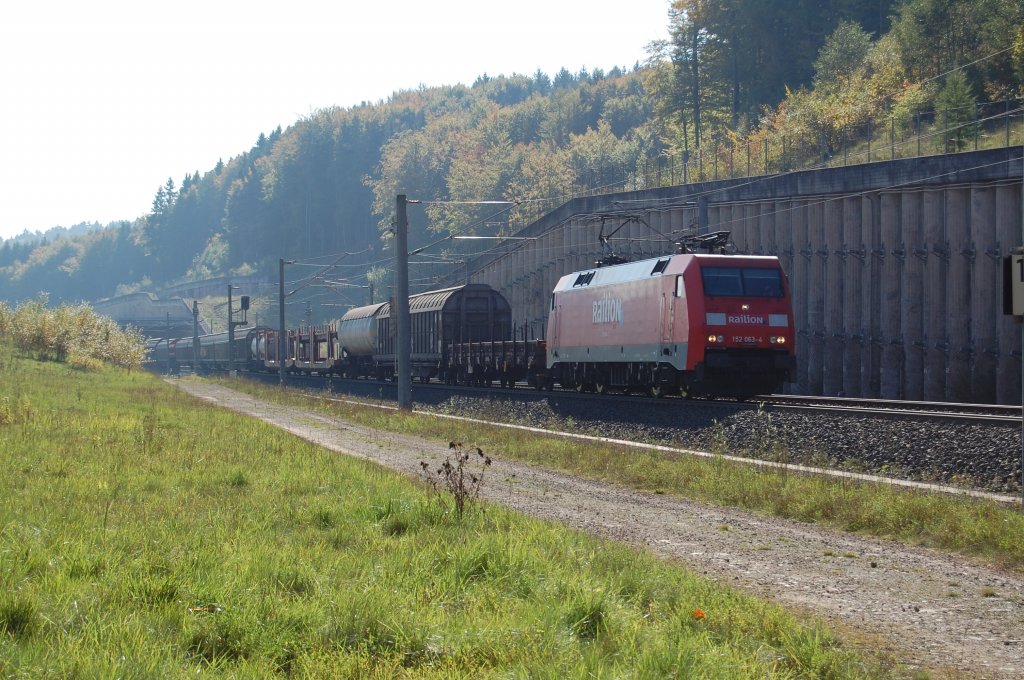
[649,383,665,398]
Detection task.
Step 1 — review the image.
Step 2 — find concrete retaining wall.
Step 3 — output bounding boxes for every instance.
[455,148,1024,404]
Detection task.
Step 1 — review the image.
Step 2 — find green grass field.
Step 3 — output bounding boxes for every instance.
[226,377,1024,575]
[0,347,889,677]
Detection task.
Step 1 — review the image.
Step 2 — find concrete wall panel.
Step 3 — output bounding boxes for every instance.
[923,190,947,401]
[806,199,826,395]
[901,191,925,400]
[842,196,863,395]
[879,192,904,398]
[995,183,1022,404]
[862,194,882,397]
[970,186,997,404]
[748,204,764,254]
[946,188,972,400]
[791,200,810,391]
[823,197,845,395]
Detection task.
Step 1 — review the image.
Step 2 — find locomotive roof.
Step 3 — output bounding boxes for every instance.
[553,253,782,292]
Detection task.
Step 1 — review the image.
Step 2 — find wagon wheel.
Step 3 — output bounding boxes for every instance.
[594,375,609,395]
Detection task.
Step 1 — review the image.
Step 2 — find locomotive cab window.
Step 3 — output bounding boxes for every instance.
[743,268,783,297]
[701,266,783,297]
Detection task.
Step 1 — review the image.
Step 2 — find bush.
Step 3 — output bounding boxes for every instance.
[0,295,147,371]
[420,442,492,518]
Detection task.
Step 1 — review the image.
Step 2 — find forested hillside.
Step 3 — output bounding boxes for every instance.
[1,0,1020,315]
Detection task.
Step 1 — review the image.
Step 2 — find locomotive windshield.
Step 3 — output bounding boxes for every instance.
[701,266,783,298]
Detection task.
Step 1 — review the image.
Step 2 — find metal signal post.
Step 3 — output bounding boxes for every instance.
[227,285,249,375]
[396,195,412,410]
[279,259,294,385]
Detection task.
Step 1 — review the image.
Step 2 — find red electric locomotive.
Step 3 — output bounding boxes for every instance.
[546,248,796,398]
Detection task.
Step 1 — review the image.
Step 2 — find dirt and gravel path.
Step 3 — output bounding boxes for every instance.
[173,380,1024,679]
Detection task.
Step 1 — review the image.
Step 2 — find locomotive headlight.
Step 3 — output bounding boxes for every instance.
[741,304,750,311]
[707,334,724,343]
[770,336,787,345]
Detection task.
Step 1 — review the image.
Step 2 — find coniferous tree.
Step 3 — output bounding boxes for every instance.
[935,70,976,151]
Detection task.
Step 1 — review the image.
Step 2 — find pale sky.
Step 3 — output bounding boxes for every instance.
[0,0,670,241]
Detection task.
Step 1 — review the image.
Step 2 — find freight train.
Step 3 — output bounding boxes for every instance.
[148,242,796,398]
[148,329,259,375]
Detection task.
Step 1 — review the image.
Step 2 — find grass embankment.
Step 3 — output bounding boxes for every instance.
[226,378,1024,574]
[0,348,882,677]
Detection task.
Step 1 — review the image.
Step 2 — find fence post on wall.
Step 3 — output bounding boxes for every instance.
[974,103,979,150]
[942,110,948,153]
[917,113,922,156]
[683,133,689,186]
[1006,99,1011,147]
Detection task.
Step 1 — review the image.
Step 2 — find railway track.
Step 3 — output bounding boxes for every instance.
[243,369,1023,427]
[754,394,1022,425]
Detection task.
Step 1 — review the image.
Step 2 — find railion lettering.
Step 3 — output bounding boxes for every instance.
[727,314,765,325]
[592,297,624,325]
